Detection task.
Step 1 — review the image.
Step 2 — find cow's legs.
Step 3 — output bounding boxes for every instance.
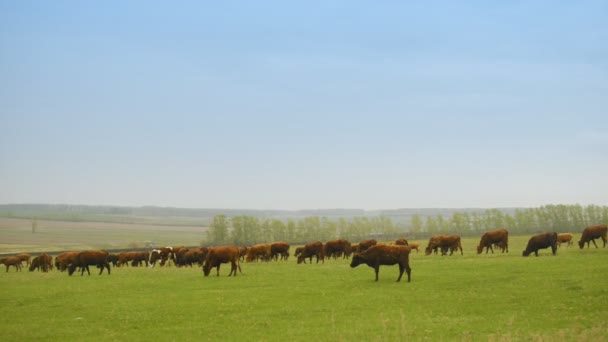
[216,264,220,276]
[397,265,404,282]
[591,239,599,248]
[374,265,380,282]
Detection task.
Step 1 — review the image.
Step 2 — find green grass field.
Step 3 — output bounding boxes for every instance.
[1,235,607,341]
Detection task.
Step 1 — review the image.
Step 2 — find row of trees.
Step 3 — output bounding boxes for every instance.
[204,204,608,246]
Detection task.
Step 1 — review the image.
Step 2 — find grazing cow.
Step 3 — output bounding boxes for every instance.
[246,244,272,262]
[350,245,412,282]
[270,242,290,261]
[578,225,607,249]
[425,235,463,256]
[323,239,350,260]
[149,247,174,267]
[15,253,31,266]
[407,242,420,253]
[395,238,409,246]
[557,233,574,248]
[203,246,242,277]
[297,241,324,264]
[107,253,119,267]
[522,232,558,257]
[0,257,22,272]
[117,251,149,267]
[358,239,377,253]
[176,247,208,267]
[238,246,248,262]
[55,251,80,271]
[29,253,53,272]
[68,250,111,276]
[477,229,509,254]
[294,247,304,257]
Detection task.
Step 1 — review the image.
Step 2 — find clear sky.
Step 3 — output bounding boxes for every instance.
[1,1,607,210]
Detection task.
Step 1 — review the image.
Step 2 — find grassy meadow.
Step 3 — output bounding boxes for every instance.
[1,234,607,341]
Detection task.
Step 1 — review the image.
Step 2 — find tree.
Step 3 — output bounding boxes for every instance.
[207,215,229,245]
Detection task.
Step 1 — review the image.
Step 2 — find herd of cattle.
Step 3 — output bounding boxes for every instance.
[1,224,606,282]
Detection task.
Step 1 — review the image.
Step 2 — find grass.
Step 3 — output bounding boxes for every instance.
[1,236,607,341]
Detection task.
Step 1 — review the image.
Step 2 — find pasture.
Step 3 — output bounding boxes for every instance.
[1,235,607,341]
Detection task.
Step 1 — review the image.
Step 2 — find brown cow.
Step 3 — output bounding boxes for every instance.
[425,235,463,256]
[29,253,53,272]
[294,247,304,259]
[350,245,412,282]
[407,242,420,253]
[270,242,290,261]
[358,239,377,253]
[176,247,208,267]
[68,250,111,276]
[0,257,22,272]
[395,238,409,246]
[578,224,607,249]
[297,241,324,264]
[522,232,558,257]
[15,253,31,266]
[557,233,574,247]
[323,239,350,260]
[117,251,149,267]
[246,244,272,262]
[55,251,80,271]
[203,246,242,276]
[238,246,248,262]
[477,229,509,254]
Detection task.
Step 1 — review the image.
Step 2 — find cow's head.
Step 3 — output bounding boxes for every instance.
[476,245,483,254]
[522,250,530,257]
[68,264,77,275]
[296,255,306,264]
[202,263,211,276]
[578,240,584,249]
[350,253,364,268]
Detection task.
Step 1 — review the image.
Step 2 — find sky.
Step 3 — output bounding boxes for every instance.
[1,1,607,210]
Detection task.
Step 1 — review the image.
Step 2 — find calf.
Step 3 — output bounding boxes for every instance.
[522,232,558,257]
[350,245,412,282]
[557,233,574,248]
[578,225,607,249]
[0,257,22,272]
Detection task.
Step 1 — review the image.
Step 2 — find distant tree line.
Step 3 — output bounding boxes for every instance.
[204,204,608,246]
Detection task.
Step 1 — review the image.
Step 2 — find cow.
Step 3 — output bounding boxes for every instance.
[29,253,52,272]
[294,247,304,258]
[297,241,324,264]
[578,224,607,249]
[246,244,272,262]
[407,242,420,253]
[68,250,111,276]
[323,239,350,260]
[107,253,119,267]
[477,229,509,254]
[358,239,377,253]
[0,257,22,272]
[522,232,558,257]
[425,235,463,256]
[395,238,409,246]
[117,251,149,267]
[557,233,574,248]
[350,244,412,282]
[149,247,175,267]
[238,246,248,262]
[203,246,242,277]
[15,253,31,266]
[176,247,208,267]
[270,242,290,261]
[55,251,80,271]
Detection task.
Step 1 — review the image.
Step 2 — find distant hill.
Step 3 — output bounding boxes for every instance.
[0,203,523,226]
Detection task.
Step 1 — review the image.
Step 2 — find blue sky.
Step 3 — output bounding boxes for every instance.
[1,1,607,210]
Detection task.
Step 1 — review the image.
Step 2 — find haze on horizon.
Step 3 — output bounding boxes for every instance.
[1,2,607,211]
